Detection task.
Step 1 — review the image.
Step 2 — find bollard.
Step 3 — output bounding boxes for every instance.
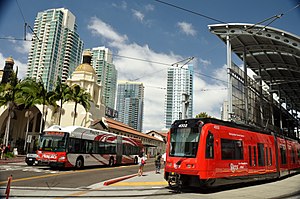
[5,175,12,199]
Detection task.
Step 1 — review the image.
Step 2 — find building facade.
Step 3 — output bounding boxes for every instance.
[165,64,194,129]
[116,81,144,132]
[26,8,83,91]
[89,47,117,109]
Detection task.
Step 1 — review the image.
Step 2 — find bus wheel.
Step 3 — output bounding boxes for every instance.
[109,157,114,166]
[75,157,84,169]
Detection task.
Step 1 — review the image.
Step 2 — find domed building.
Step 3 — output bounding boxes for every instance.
[46,50,106,127]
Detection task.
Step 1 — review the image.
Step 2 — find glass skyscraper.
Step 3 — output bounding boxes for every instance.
[116,81,144,132]
[26,8,83,91]
[165,65,194,129]
[89,47,117,109]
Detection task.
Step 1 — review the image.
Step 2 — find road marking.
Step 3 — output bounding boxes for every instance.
[0,166,120,185]
[111,181,168,186]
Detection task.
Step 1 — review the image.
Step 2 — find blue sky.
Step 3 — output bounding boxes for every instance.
[0,0,299,131]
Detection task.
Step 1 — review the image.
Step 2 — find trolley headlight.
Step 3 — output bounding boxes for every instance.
[186,164,194,168]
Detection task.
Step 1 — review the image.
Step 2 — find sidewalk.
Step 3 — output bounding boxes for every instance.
[95,172,300,199]
[2,170,300,198]
[0,155,25,164]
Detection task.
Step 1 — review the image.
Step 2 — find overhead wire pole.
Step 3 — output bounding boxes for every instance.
[227,35,233,121]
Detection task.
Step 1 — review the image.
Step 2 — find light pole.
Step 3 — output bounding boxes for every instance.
[3,102,13,146]
[24,110,33,153]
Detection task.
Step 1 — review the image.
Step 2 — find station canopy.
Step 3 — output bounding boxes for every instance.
[208,23,300,113]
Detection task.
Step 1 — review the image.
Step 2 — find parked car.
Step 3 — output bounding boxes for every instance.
[25,152,38,166]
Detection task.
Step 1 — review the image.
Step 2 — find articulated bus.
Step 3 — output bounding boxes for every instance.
[36,125,143,169]
[164,118,300,188]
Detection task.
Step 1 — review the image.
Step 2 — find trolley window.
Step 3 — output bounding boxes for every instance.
[280,146,287,165]
[253,146,257,166]
[169,127,200,157]
[269,148,272,166]
[205,131,214,159]
[257,143,265,166]
[221,139,243,160]
[248,146,252,166]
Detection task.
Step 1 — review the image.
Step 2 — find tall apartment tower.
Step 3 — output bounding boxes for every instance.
[26,8,83,91]
[116,81,144,131]
[89,47,117,109]
[165,65,194,129]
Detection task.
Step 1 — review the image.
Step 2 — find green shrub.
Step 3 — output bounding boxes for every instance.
[4,152,15,158]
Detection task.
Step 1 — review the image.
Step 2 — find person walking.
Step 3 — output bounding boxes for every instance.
[3,145,9,160]
[162,152,166,166]
[137,152,146,176]
[0,144,3,159]
[155,152,162,174]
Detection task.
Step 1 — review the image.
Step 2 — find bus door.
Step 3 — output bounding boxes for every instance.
[116,136,123,164]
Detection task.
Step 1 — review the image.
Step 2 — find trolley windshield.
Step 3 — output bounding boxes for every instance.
[39,131,68,152]
[169,126,200,157]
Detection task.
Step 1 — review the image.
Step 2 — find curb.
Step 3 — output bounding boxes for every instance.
[103,174,137,186]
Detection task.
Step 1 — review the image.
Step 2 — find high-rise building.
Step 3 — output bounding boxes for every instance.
[89,47,117,109]
[26,8,83,91]
[116,81,144,131]
[165,65,194,129]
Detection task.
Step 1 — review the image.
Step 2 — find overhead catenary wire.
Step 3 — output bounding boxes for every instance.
[154,0,227,24]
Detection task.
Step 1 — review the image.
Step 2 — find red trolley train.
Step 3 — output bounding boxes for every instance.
[164,118,300,188]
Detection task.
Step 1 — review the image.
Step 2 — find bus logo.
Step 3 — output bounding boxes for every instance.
[178,124,188,128]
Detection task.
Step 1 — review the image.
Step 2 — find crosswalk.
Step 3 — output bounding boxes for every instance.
[0,163,69,174]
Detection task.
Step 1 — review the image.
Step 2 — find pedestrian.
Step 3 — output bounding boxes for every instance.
[3,145,9,160]
[0,144,3,159]
[137,152,147,176]
[162,152,166,165]
[155,152,162,174]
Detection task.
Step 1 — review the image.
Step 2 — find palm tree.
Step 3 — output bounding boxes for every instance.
[0,70,20,146]
[53,80,72,125]
[15,78,43,152]
[70,84,92,125]
[37,79,57,134]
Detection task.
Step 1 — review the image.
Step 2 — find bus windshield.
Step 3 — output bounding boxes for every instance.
[39,132,68,152]
[169,127,200,157]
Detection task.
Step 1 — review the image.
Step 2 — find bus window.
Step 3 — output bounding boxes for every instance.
[98,142,105,154]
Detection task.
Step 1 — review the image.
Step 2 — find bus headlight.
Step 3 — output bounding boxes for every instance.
[58,156,66,161]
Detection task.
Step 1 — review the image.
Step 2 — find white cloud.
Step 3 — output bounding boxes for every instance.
[145,4,155,11]
[177,21,197,36]
[87,17,225,131]
[132,9,144,23]
[0,52,28,79]
[112,1,127,10]
[199,58,211,67]
[88,17,128,45]
[15,33,32,54]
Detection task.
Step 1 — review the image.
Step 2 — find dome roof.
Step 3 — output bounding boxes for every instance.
[75,63,96,74]
[5,57,14,64]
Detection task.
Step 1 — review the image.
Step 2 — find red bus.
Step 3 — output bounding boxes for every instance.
[164,118,300,188]
[36,125,143,169]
